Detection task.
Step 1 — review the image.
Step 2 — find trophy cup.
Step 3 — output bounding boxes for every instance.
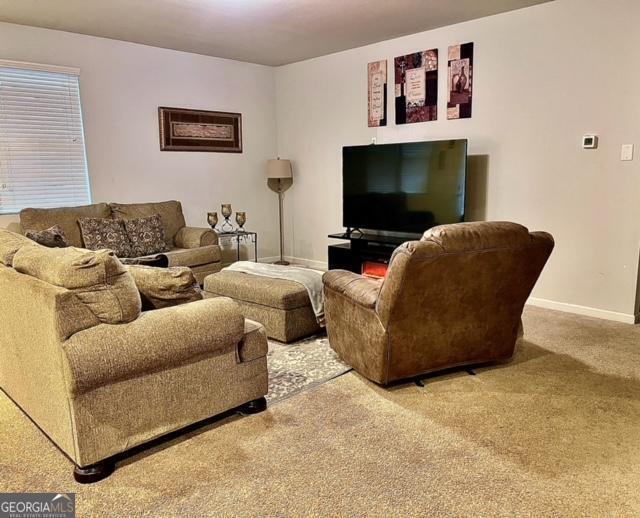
[235,211,246,230]
[221,204,234,232]
[207,211,218,230]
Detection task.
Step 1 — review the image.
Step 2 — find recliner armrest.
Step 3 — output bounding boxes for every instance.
[174,226,218,248]
[322,270,382,309]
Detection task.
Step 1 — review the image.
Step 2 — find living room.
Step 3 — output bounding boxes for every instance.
[1,0,639,516]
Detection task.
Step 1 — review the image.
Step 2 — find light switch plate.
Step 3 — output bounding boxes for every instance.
[621,144,634,161]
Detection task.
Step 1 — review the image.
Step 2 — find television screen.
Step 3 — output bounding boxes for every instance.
[342,139,467,233]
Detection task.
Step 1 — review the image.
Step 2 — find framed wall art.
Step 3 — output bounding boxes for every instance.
[367,60,387,127]
[447,42,474,120]
[394,49,438,124]
[158,107,242,152]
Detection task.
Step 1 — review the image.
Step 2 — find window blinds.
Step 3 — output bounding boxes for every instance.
[0,62,91,214]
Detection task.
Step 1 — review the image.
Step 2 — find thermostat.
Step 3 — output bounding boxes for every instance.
[582,135,598,149]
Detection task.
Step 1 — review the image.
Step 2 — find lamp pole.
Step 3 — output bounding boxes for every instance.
[266,158,293,266]
[276,182,288,265]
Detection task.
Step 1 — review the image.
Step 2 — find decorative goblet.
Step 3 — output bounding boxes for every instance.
[235,211,246,230]
[221,203,234,232]
[207,211,218,230]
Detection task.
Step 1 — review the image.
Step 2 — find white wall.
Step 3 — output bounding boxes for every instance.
[0,22,279,259]
[1,2,639,320]
[276,0,640,320]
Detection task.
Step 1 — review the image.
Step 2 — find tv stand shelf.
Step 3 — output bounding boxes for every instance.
[327,232,421,273]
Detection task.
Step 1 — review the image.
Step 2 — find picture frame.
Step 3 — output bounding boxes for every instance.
[394,49,438,124]
[158,106,242,153]
[447,42,474,120]
[367,60,387,127]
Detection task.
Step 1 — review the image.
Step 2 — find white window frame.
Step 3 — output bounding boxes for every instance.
[0,59,92,214]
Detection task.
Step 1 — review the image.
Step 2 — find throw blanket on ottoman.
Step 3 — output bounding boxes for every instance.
[224,261,325,325]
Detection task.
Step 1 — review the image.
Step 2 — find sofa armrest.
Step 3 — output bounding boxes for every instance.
[174,226,218,248]
[62,297,244,395]
[322,270,382,309]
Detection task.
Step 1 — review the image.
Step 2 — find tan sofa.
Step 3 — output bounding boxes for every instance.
[323,222,554,385]
[19,200,221,283]
[0,229,268,483]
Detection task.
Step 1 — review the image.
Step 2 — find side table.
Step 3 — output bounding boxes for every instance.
[216,230,258,262]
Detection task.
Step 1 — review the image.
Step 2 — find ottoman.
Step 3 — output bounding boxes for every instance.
[203,271,322,343]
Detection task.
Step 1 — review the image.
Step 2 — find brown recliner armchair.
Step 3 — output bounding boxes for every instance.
[323,222,554,385]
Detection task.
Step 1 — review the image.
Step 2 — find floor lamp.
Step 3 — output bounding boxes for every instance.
[267,158,293,265]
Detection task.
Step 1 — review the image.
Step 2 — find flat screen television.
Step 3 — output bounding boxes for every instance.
[342,139,467,233]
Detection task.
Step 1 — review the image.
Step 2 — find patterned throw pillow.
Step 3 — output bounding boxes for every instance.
[78,218,133,258]
[25,225,69,248]
[126,265,202,310]
[123,214,169,257]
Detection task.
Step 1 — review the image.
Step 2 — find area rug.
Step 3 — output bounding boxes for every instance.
[266,333,351,404]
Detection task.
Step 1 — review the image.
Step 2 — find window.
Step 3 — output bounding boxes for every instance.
[0,60,91,214]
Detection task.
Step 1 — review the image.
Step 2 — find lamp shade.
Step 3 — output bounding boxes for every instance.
[267,158,293,179]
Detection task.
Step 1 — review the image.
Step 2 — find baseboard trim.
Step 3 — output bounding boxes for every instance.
[527,297,637,324]
[258,255,281,264]
[285,256,328,271]
[258,256,637,324]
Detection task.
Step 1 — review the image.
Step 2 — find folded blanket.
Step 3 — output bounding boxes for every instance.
[223,261,325,325]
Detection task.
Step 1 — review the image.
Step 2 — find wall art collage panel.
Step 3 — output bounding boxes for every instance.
[366,42,473,126]
[394,50,438,124]
[367,60,387,127]
[447,42,474,120]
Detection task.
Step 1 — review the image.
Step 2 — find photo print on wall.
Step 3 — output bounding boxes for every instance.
[367,60,387,127]
[394,49,438,124]
[447,42,474,119]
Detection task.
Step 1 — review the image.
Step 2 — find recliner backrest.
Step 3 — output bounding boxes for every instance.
[376,221,554,379]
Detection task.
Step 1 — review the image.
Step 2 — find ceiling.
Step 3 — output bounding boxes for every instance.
[0,0,552,66]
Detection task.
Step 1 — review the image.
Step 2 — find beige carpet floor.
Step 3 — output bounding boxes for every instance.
[1,306,639,517]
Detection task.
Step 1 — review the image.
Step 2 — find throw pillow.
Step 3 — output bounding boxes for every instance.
[78,217,133,258]
[0,228,39,266]
[123,214,169,257]
[12,246,141,325]
[25,225,69,248]
[126,265,202,310]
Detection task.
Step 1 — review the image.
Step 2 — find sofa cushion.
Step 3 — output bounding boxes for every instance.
[78,217,134,257]
[204,270,310,310]
[20,203,111,248]
[0,228,38,266]
[24,225,69,248]
[110,201,186,247]
[127,265,202,310]
[13,246,141,324]
[123,214,169,257]
[422,221,531,253]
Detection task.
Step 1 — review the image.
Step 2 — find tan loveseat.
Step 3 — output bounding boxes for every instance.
[323,222,554,385]
[19,200,221,283]
[0,229,268,483]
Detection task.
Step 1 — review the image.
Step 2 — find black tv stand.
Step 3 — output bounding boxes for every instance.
[327,231,420,273]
